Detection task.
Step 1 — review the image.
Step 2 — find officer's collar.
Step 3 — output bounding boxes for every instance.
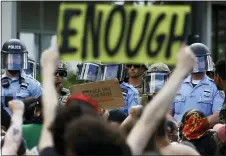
[1,70,26,80]
[184,75,209,85]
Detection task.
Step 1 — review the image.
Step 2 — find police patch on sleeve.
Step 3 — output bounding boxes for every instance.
[219,91,225,99]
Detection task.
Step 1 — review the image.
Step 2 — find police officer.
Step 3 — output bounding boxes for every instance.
[100,63,140,116]
[24,57,39,79]
[1,39,42,115]
[142,63,171,105]
[170,43,224,126]
[55,61,70,105]
[125,64,148,96]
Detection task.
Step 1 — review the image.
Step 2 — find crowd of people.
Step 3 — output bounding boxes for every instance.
[1,37,226,156]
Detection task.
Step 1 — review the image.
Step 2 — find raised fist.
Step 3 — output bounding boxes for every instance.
[40,46,59,68]
[8,100,24,114]
[176,44,197,75]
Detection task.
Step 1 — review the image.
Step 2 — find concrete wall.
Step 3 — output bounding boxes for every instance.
[1,1,17,46]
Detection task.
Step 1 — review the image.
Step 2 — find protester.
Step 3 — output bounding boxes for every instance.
[180,109,217,155]
[38,46,130,156]
[5,41,225,156]
[214,59,226,124]
[167,120,179,142]
[22,98,43,150]
[64,115,131,156]
[51,94,99,155]
[124,44,199,155]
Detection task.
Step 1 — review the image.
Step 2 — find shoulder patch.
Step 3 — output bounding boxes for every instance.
[219,91,225,99]
[121,88,128,94]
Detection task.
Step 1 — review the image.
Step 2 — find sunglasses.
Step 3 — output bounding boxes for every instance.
[127,64,142,69]
[55,70,66,77]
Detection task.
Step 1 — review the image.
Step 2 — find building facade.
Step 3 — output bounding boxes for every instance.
[1,1,226,64]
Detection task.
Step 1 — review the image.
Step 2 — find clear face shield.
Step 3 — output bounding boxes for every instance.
[76,63,102,82]
[145,72,169,95]
[1,51,28,70]
[24,60,36,78]
[101,64,126,82]
[192,55,214,73]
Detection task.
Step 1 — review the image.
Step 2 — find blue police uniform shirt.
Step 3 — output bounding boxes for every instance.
[119,82,140,116]
[171,75,224,122]
[1,70,42,116]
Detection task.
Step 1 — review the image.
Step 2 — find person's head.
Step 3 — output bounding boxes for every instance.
[31,97,43,124]
[1,39,28,77]
[23,97,42,123]
[167,120,179,142]
[126,64,148,78]
[51,94,99,155]
[108,109,127,127]
[189,43,213,76]
[180,109,209,141]
[214,59,226,91]
[55,61,68,86]
[64,115,131,156]
[145,63,170,95]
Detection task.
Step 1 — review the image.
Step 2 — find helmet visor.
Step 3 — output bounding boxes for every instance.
[145,72,169,94]
[77,63,100,82]
[193,55,213,73]
[24,61,34,75]
[103,65,119,81]
[2,52,28,70]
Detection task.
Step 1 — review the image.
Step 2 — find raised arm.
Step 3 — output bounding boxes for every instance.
[126,45,196,155]
[2,100,24,155]
[38,46,59,150]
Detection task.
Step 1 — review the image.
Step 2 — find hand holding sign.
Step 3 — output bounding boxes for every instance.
[58,3,190,65]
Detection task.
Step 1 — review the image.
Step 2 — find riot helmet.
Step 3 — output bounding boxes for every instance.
[24,57,38,79]
[190,43,213,73]
[56,61,68,77]
[100,64,127,82]
[76,62,102,82]
[1,39,28,70]
[144,63,170,95]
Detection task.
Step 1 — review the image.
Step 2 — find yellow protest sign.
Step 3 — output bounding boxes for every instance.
[57,3,191,65]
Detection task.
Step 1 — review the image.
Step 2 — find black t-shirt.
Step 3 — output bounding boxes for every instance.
[39,147,60,156]
[219,97,226,124]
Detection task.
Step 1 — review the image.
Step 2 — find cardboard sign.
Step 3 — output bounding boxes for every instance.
[70,79,125,109]
[57,3,191,65]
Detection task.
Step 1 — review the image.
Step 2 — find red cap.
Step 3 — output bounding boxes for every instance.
[67,94,99,112]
